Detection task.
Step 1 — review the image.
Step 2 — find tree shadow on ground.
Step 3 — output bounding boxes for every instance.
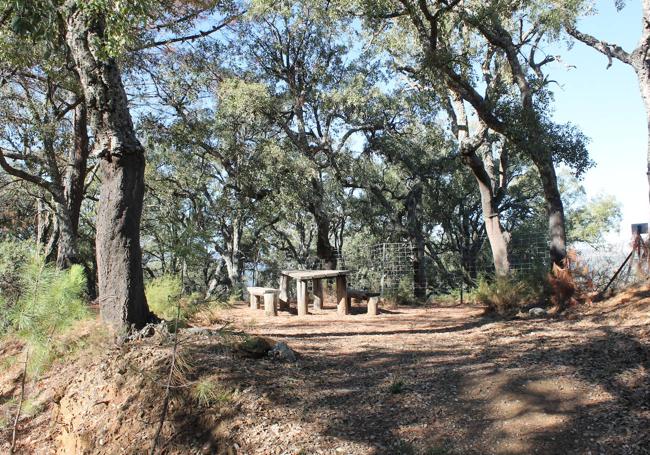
[214,309,650,455]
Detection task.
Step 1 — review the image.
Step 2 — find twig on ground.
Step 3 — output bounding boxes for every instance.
[10,350,28,455]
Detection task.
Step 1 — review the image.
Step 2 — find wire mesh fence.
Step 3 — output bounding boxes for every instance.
[246,232,649,302]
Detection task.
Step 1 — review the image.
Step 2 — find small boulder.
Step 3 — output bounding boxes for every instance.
[268,341,297,362]
[235,336,275,358]
[528,307,547,317]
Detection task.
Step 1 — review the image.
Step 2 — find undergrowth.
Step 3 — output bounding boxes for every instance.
[383,276,421,307]
[145,274,231,325]
[192,378,234,407]
[472,274,544,316]
[0,240,91,375]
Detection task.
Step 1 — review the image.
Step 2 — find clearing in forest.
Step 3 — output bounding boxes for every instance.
[1,288,649,454]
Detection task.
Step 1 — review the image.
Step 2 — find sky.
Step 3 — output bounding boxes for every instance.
[547,0,646,241]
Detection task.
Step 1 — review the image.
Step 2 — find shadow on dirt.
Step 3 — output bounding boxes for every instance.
[222,315,650,454]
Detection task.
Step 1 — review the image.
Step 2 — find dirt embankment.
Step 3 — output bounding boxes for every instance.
[1,284,649,454]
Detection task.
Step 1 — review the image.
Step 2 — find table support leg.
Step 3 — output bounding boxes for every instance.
[336,275,348,315]
[250,293,258,310]
[297,280,308,316]
[279,275,289,311]
[264,292,277,316]
[312,279,324,310]
[368,297,380,316]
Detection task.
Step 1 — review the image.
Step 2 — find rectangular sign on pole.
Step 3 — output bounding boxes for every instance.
[631,223,648,235]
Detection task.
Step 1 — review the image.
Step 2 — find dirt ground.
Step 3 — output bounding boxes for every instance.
[213,295,650,455]
[1,285,650,455]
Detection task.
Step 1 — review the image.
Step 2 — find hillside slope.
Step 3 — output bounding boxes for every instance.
[1,285,649,454]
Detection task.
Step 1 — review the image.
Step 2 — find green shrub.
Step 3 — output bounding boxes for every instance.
[145,276,225,323]
[383,276,418,307]
[473,275,540,316]
[387,375,406,394]
[145,275,182,320]
[192,379,233,407]
[0,240,90,374]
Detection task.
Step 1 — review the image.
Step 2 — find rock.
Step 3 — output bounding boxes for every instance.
[268,341,297,362]
[528,307,547,317]
[235,336,275,358]
[184,327,220,336]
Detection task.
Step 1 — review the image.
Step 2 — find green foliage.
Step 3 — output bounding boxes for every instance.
[145,275,231,324]
[388,376,405,394]
[472,275,541,316]
[0,240,90,374]
[560,170,622,245]
[192,378,233,407]
[145,275,182,320]
[78,0,161,57]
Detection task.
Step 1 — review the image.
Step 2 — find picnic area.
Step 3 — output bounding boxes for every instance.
[2,1,650,454]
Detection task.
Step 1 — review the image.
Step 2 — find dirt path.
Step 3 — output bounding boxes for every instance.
[217,300,650,455]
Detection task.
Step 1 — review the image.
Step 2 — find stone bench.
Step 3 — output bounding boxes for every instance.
[346,288,381,316]
[247,287,280,316]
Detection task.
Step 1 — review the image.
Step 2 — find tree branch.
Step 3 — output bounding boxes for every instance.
[566,25,632,68]
[134,12,246,51]
[0,149,55,193]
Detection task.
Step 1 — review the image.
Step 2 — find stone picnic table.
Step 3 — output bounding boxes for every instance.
[279,269,351,316]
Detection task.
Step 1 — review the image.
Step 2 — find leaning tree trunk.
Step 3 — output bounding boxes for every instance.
[451,94,511,276]
[57,103,90,268]
[529,150,567,267]
[65,6,152,330]
[474,178,510,276]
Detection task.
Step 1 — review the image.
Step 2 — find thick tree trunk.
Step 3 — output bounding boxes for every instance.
[53,201,78,269]
[309,177,337,269]
[36,199,59,262]
[223,255,243,298]
[530,152,566,266]
[476,183,510,275]
[224,260,242,295]
[65,6,152,330]
[635,62,650,208]
[315,217,337,269]
[56,103,90,268]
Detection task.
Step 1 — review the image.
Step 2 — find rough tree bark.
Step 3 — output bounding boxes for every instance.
[36,199,59,262]
[222,218,244,298]
[567,2,650,208]
[449,94,510,276]
[65,4,152,330]
[57,103,90,268]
